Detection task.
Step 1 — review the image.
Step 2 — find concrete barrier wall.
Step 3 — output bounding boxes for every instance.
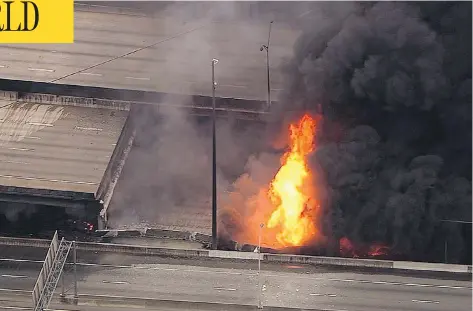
[264,253,394,269]
[0,90,132,110]
[16,93,131,111]
[100,228,212,245]
[75,241,209,258]
[0,91,17,101]
[146,228,191,240]
[392,261,471,273]
[0,90,268,118]
[209,250,262,260]
[0,237,50,248]
[0,236,469,274]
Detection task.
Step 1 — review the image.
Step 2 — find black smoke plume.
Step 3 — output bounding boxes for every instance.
[274,1,471,263]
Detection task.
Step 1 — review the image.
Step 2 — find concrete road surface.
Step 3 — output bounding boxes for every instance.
[0,246,470,311]
[0,5,301,101]
[0,100,127,192]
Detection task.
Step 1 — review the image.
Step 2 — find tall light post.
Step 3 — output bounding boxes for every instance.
[260,21,273,109]
[211,58,219,250]
[257,223,264,309]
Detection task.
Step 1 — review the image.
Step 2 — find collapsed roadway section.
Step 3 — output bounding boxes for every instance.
[0,80,267,238]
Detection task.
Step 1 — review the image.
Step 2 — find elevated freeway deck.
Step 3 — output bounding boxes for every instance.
[0,100,127,193]
[0,91,131,230]
[0,3,300,101]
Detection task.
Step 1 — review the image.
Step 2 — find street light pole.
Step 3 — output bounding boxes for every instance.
[211,58,219,250]
[73,241,77,300]
[260,21,273,109]
[257,223,264,309]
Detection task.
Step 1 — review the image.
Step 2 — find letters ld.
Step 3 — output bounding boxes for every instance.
[0,1,39,32]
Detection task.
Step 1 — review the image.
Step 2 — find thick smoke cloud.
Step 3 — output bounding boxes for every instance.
[275,1,471,263]
[109,98,265,233]
[106,2,272,232]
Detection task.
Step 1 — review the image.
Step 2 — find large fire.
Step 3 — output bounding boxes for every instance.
[266,114,323,248]
[221,113,392,258]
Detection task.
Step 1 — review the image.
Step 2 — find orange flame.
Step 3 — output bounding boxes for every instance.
[266,114,322,247]
[339,237,391,258]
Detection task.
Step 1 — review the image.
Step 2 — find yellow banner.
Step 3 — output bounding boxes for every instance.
[0,0,74,43]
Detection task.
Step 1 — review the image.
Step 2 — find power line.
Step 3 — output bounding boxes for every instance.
[49,24,206,84]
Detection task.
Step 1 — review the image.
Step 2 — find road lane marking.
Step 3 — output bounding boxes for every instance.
[222,84,247,89]
[79,72,103,77]
[214,287,237,291]
[405,283,432,287]
[0,274,26,280]
[102,280,129,285]
[437,285,465,289]
[27,122,53,127]
[28,68,55,72]
[7,147,34,152]
[0,160,30,165]
[125,76,150,81]
[310,293,337,297]
[74,126,103,131]
[412,299,440,304]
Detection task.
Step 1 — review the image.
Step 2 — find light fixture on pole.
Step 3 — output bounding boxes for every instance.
[260,21,273,109]
[211,58,219,250]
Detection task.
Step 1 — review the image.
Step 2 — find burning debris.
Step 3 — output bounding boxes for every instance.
[339,237,390,259]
